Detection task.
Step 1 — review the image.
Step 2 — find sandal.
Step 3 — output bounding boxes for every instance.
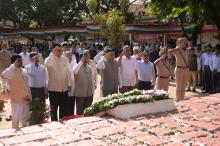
[6,115,12,121]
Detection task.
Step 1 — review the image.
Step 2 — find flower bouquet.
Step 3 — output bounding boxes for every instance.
[83,89,169,116]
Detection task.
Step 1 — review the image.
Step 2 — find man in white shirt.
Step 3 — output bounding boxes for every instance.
[1,54,31,130]
[32,47,44,64]
[70,45,80,67]
[86,50,97,93]
[64,51,75,116]
[136,50,155,90]
[200,50,207,90]
[118,45,137,93]
[196,46,202,86]
[203,44,213,93]
[132,46,141,60]
[45,43,72,121]
[94,50,105,63]
[213,44,220,92]
[19,46,30,67]
[25,52,47,102]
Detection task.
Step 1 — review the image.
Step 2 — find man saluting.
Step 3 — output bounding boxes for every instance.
[168,37,190,101]
[154,47,172,91]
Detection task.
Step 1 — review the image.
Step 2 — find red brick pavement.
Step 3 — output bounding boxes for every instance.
[0,94,220,145]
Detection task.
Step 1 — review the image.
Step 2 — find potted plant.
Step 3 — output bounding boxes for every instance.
[28,99,51,125]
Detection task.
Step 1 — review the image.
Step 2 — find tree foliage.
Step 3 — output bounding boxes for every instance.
[147,0,207,45]
[0,0,86,28]
[95,9,125,48]
[147,0,220,43]
[86,0,138,23]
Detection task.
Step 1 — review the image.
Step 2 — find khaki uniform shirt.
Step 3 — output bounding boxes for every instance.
[0,50,11,73]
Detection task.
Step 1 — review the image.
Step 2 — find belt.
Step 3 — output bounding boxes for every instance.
[177,66,188,69]
[157,75,169,79]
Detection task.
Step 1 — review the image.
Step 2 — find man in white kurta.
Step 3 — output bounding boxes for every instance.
[118,45,137,93]
[1,54,31,130]
[45,44,72,121]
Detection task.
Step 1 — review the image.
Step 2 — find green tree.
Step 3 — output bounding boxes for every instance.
[146,0,220,43]
[147,0,206,45]
[95,9,125,49]
[86,0,138,23]
[0,0,86,28]
[203,0,220,41]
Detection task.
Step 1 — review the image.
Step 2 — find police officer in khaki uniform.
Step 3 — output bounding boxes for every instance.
[0,43,11,92]
[154,47,172,91]
[168,37,190,101]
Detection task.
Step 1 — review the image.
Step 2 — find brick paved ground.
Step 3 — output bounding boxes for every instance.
[0,94,220,146]
[0,78,206,130]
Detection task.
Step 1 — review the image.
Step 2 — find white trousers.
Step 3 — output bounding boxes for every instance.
[11,101,30,130]
[0,79,8,91]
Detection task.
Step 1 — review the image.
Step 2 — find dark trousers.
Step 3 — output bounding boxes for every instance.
[30,87,45,101]
[212,71,218,92]
[202,69,206,89]
[49,91,68,121]
[137,81,152,90]
[216,72,220,92]
[102,90,118,97]
[76,96,93,115]
[119,86,135,94]
[204,66,212,93]
[67,96,75,116]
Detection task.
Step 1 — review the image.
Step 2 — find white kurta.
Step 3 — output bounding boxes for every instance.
[1,64,31,129]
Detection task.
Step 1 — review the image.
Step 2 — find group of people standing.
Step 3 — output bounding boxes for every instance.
[195,43,220,93]
[0,37,219,130]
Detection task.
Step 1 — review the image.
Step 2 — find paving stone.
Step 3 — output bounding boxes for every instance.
[186,121,220,132]
[139,119,161,127]
[64,116,103,126]
[211,120,220,125]
[1,132,51,145]
[64,140,104,146]
[213,131,220,138]
[90,126,121,138]
[49,127,74,137]
[21,125,46,134]
[166,142,184,146]
[108,133,125,141]
[148,127,174,136]
[14,142,45,146]
[41,122,66,130]
[135,133,166,145]
[54,133,82,144]
[0,129,22,138]
[175,126,196,133]
[164,122,179,129]
[117,137,137,145]
[173,131,207,142]
[195,137,220,145]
